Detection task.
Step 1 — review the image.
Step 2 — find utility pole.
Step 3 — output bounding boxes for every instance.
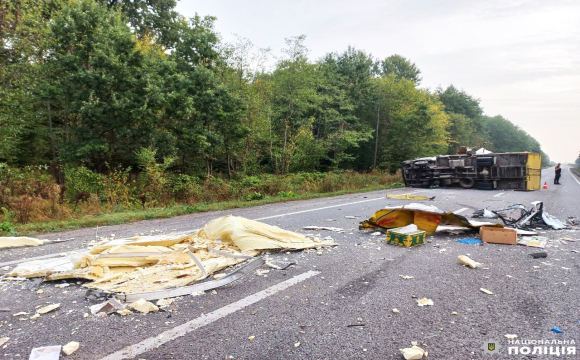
[373,86,380,169]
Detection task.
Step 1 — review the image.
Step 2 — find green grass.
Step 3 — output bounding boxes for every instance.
[15,182,404,236]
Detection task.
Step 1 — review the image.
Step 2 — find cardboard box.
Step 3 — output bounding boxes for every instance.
[386,228,426,247]
[479,226,516,245]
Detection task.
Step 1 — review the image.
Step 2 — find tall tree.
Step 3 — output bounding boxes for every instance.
[380,54,422,85]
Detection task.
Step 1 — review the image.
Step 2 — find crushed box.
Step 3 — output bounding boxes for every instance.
[479,226,516,245]
[386,228,426,247]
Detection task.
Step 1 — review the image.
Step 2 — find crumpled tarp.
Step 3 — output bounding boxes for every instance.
[7,216,336,294]
[0,237,46,249]
[473,201,565,230]
[359,203,502,235]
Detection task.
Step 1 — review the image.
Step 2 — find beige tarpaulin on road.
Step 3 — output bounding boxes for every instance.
[386,194,429,201]
[0,237,46,249]
[6,216,336,294]
[359,203,502,235]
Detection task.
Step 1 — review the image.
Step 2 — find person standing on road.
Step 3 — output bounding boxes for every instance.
[554,163,562,185]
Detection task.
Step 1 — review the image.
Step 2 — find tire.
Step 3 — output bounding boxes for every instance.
[477,157,494,166]
[477,181,494,190]
[459,178,475,189]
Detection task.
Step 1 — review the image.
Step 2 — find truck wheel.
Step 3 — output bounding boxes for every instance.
[459,178,475,189]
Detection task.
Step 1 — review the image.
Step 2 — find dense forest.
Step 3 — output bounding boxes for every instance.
[0,0,551,228]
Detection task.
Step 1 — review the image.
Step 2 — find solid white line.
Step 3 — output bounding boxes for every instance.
[568,168,580,186]
[453,208,469,214]
[254,197,384,221]
[493,192,505,197]
[99,270,320,360]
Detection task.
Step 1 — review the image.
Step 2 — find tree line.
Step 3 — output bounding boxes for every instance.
[0,0,551,180]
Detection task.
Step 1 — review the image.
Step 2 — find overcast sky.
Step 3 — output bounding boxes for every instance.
[176,0,580,163]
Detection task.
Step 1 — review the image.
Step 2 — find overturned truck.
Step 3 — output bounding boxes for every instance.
[402,151,542,190]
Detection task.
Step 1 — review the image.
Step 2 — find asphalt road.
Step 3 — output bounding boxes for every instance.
[1,166,579,359]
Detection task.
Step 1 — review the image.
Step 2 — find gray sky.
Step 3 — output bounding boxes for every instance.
[176,0,580,163]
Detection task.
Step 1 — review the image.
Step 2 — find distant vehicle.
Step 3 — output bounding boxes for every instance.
[401,148,542,190]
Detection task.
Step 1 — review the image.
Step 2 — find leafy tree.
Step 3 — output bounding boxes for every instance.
[100,0,180,47]
[45,0,169,169]
[0,0,70,166]
[380,54,422,85]
[436,85,483,120]
[376,75,448,171]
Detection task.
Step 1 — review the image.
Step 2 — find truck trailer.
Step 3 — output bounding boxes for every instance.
[401,151,542,190]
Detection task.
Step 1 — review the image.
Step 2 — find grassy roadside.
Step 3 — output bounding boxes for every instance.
[14,182,404,236]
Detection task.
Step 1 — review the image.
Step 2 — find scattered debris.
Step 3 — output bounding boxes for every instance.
[294,342,301,348]
[12,312,28,317]
[517,236,548,248]
[0,237,47,249]
[303,226,344,232]
[371,231,382,236]
[480,227,516,245]
[458,255,480,269]
[451,312,458,315]
[504,334,518,339]
[62,341,79,356]
[347,324,366,327]
[361,203,501,235]
[129,299,159,314]
[400,344,427,359]
[0,338,9,347]
[416,298,434,306]
[117,309,132,316]
[90,299,125,315]
[156,298,174,307]
[386,194,429,200]
[29,345,61,360]
[265,260,296,270]
[399,275,414,280]
[456,238,482,245]
[344,216,358,219]
[387,225,425,247]
[392,308,400,313]
[248,336,255,341]
[474,202,565,230]
[6,216,336,300]
[37,303,60,314]
[436,226,469,235]
[552,327,563,333]
[256,269,270,276]
[529,252,547,259]
[480,288,493,295]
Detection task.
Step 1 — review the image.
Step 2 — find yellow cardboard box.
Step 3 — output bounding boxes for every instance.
[386,228,426,247]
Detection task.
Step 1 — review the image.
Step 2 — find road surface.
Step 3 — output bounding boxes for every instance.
[0,166,579,359]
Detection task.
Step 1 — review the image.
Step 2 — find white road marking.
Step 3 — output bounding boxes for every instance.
[568,168,580,186]
[254,189,426,221]
[453,208,469,214]
[493,192,505,197]
[254,197,384,220]
[99,270,320,360]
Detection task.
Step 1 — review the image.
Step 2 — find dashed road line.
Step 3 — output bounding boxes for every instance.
[100,270,320,360]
